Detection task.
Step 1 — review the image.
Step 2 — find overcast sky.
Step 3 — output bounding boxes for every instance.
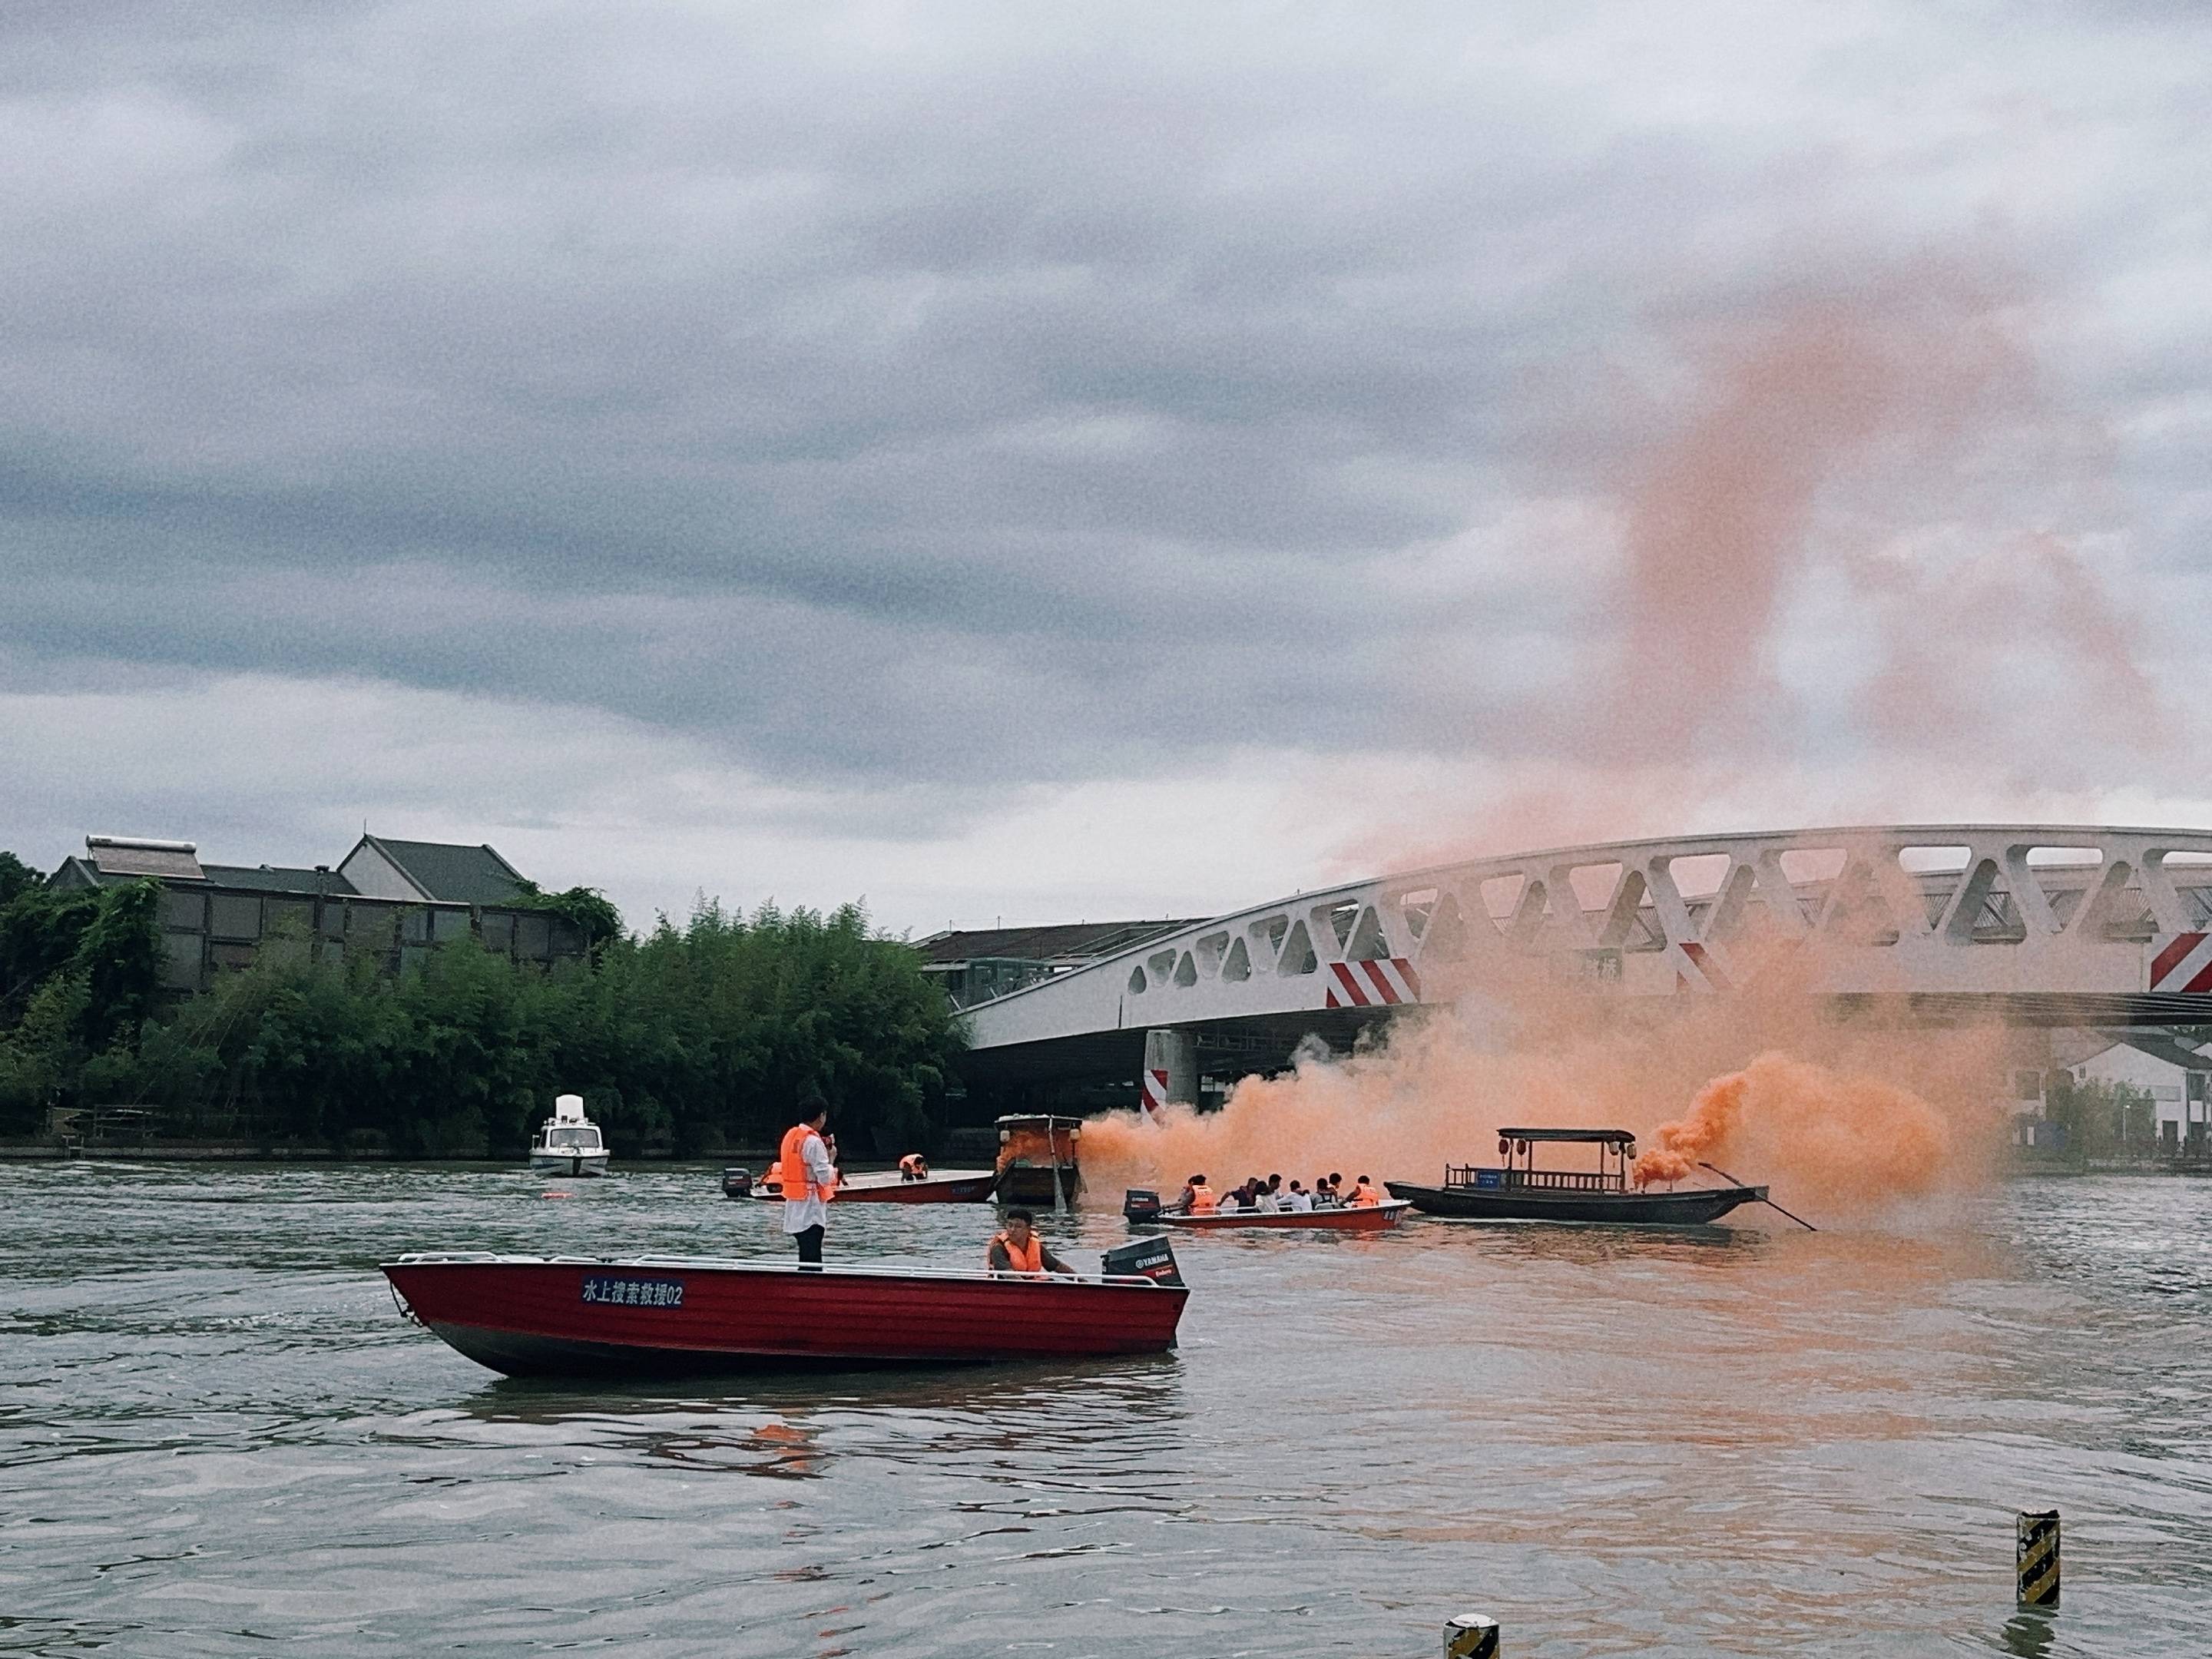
[5,2,2209,934]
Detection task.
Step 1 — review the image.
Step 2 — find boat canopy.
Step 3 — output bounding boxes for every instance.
[1495,1127,1637,1145]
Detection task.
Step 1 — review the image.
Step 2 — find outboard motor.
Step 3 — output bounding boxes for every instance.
[1101,1237,1184,1288]
[720,1167,753,1200]
[1121,1187,1163,1224]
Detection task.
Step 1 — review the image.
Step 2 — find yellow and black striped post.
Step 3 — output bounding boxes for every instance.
[1444,1612,1499,1657]
[2016,1509,2060,1607]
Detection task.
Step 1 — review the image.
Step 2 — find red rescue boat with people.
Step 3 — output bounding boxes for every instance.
[382,1236,1187,1378]
[1151,1171,1410,1231]
[750,1164,999,1204]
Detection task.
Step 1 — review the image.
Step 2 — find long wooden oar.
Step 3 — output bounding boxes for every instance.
[1700,1161,1818,1231]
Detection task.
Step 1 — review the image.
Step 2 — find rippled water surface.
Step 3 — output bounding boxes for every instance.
[4,1165,2210,1656]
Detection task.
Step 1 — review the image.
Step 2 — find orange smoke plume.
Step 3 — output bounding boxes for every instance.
[1083,947,2003,1223]
[1634,1051,1962,1207]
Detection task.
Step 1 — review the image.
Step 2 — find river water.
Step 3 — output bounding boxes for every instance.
[2,1165,2207,1657]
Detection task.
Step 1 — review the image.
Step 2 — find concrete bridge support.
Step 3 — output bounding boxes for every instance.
[1142,1028,1199,1112]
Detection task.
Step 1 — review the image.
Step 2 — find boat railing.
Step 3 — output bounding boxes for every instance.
[1444,1166,1620,1193]
[386,1251,1173,1290]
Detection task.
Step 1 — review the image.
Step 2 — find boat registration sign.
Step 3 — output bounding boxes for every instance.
[581,1274,685,1308]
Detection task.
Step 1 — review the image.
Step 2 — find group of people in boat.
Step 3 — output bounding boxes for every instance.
[1174,1171,1382,1214]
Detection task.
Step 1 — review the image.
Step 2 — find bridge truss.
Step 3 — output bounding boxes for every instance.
[963,826,2212,1082]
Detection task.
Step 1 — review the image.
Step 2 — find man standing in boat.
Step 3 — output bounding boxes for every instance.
[779,1101,839,1267]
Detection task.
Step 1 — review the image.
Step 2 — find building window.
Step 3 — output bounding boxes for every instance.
[159,932,203,990]
[157,890,205,930]
[265,899,313,938]
[209,895,263,940]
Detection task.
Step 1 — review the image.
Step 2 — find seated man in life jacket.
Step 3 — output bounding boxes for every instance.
[899,1152,930,1182]
[1177,1174,1217,1214]
[1348,1174,1382,1207]
[988,1209,1074,1277]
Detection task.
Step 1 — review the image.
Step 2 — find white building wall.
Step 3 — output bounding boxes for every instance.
[338,841,426,901]
[2071,1045,2207,1134]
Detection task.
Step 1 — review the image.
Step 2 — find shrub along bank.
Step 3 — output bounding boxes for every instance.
[0,849,965,1158]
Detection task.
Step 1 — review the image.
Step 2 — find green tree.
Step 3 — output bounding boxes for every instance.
[2045,1074,2151,1161]
[0,851,39,906]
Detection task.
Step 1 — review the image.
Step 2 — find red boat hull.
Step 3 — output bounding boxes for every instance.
[753,1170,999,1204]
[382,1257,1186,1377]
[1161,1200,1410,1232]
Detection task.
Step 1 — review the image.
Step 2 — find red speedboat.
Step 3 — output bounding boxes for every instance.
[751,1167,998,1204]
[382,1247,1187,1377]
[1161,1200,1411,1233]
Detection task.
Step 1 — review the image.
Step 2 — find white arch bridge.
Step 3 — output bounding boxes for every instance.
[958,825,2212,1100]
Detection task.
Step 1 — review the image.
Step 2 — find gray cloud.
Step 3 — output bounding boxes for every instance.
[5,1,2211,904]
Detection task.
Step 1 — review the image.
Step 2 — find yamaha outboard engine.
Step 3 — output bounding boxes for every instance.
[1121,1187,1163,1223]
[720,1167,753,1200]
[1101,1236,1183,1288]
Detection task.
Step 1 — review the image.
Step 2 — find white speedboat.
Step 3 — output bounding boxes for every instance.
[528,1094,611,1178]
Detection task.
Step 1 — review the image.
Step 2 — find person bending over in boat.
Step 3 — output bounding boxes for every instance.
[1177,1174,1217,1214]
[1348,1175,1382,1207]
[778,1104,839,1267]
[899,1152,930,1182]
[988,1209,1074,1277]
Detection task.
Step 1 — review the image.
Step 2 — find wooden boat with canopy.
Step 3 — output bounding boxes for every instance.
[994,1114,1082,1207]
[1387,1128,1765,1225]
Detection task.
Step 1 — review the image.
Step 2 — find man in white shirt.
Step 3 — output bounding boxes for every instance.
[778,1105,839,1267]
[1283,1181,1314,1212]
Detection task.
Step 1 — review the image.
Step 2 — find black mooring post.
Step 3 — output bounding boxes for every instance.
[1445,1613,1499,1657]
[2017,1509,2060,1608]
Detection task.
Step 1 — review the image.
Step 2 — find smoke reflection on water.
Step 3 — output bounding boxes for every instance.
[2,1163,2209,1657]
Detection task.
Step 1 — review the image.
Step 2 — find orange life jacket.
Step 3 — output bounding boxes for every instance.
[1187,1183,1216,1214]
[992,1230,1045,1274]
[1349,1180,1381,1207]
[778,1125,837,1203]
[765,1159,783,1186]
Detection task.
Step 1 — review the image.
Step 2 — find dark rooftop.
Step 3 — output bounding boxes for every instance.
[360,836,530,906]
[913,919,1212,965]
[2098,1033,2212,1073]
[200,864,361,897]
[1497,1128,1639,1144]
